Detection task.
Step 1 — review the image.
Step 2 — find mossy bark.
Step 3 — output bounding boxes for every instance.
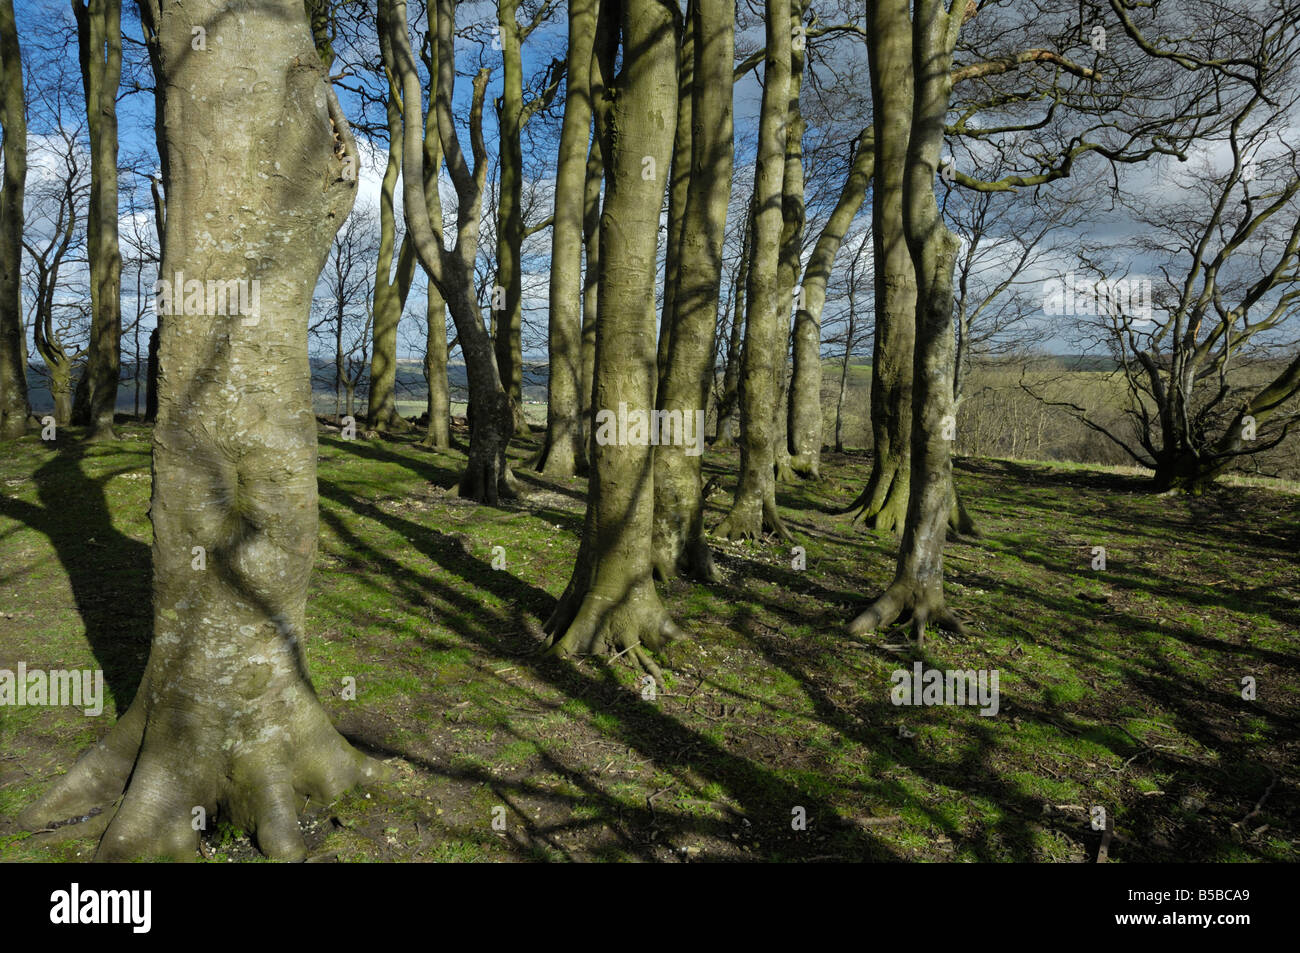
[545,0,682,673]
[0,0,24,441]
[21,0,384,860]
[652,0,732,581]
[716,0,792,541]
[774,3,805,486]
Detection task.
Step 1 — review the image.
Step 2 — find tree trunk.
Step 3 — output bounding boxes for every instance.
[390,0,516,503]
[144,325,159,422]
[494,0,530,437]
[21,0,383,860]
[712,191,753,448]
[655,7,693,381]
[70,0,122,441]
[790,126,874,476]
[0,0,25,441]
[848,0,916,535]
[579,2,614,459]
[652,0,731,581]
[849,0,966,643]
[773,4,805,485]
[715,0,792,541]
[537,0,597,478]
[544,0,682,673]
[368,19,417,434]
[423,290,451,446]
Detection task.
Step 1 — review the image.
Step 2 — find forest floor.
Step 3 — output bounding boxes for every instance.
[1,420,1297,862]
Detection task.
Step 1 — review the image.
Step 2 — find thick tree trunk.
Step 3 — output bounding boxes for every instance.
[545,0,682,673]
[21,0,383,860]
[715,0,792,541]
[849,0,965,643]
[70,0,122,441]
[537,0,597,478]
[0,0,25,441]
[652,0,731,581]
[790,126,874,477]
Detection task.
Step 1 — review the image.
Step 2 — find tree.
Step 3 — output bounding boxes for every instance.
[0,0,26,440]
[652,0,732,580]
[715,0,792,541]
[68,0,121,441]
[390,0,517,503]
[494,0,561,437]
[367,1,418,433]
[543,0,682,673]
[536,0,596,477]
[789,124,874,476]
[1028,83,1300,491]
[21,0,382,860]
[24,122,89,425]
[312,205,379,421]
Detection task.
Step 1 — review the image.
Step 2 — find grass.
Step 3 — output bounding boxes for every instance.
[0,420,1296,862]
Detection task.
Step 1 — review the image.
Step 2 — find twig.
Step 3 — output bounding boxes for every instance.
[1234,771,1277,828]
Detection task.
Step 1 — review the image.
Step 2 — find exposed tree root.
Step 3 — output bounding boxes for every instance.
[20,669,387,862]
[847,580,967,646]
[545,580,684,685]
[716,493,792,542]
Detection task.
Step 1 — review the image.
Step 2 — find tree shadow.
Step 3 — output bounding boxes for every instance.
[0,438,152,710]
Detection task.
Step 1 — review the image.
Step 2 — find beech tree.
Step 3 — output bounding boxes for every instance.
[21,0,382,860]
[390,0,517,503]
[716,0,792,541]
[536,0,596,478]
[543,0,682,672]
[652,0,732,580]
[68,0,121,440]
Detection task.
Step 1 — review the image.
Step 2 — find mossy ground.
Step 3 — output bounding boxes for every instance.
[0,420,1296,861]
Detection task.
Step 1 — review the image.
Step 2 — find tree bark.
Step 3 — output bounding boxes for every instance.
[715,0,792,541]
[0,0,24,441]
[544,0,682,673]
[652,0,731,581]
[712,190,753,448]
[21,0,383,860]
[537,0,597,477]
[69,0,122,441]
